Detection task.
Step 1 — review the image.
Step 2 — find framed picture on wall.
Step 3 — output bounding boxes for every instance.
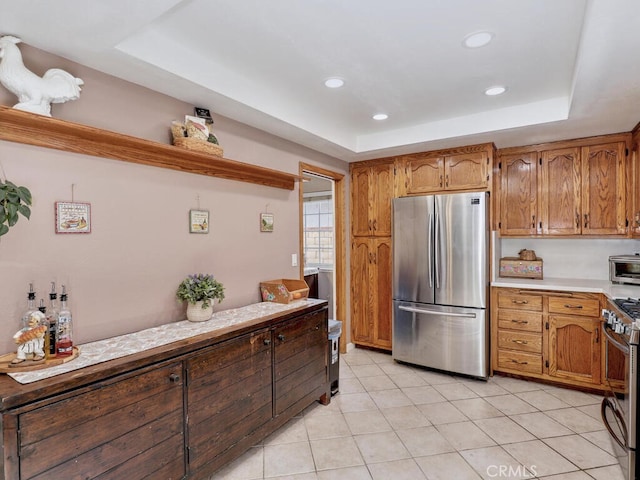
[55,202,91,234]
[260,213,274,232]
[190,209,209,233]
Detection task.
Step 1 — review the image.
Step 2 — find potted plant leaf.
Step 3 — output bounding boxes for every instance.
[0,178,32,237]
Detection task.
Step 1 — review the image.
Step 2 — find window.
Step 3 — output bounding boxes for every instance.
[303,195,334,268]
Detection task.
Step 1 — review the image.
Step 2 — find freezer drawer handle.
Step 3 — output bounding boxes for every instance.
[398,305,476,318]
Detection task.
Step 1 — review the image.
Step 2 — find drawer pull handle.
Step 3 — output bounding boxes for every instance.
[563,304,583,309]
[264,339,271,346]
[512,300,528,305]
[512,339,528,345]
[278,334,285,341]
[510,320,529,324]
[169,373,181,383]
[510,359,528,365]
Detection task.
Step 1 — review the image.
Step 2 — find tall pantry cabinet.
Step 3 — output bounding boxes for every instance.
[350,159,394,350]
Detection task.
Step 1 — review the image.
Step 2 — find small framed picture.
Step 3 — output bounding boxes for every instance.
[55,202,91,234]
[190,209,209,233]
[260,213,274,232]
[194,107,213,124]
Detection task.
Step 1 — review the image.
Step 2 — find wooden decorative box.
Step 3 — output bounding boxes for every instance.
[499,257,543,279]
[260,279,310,303]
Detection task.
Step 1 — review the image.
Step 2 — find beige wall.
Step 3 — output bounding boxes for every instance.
[0,44,349,353]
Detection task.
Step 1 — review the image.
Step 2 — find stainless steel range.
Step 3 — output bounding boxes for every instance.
[602,298,640,480]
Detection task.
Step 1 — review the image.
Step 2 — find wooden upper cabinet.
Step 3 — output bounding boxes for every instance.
[445,151,489,191]
[499,152,539,236]
[350,161,394,237]
[399,144,492,195]
[539,147,581,235]
[581,142,626,235]
[498,134,630,237]
[401,154,443,194]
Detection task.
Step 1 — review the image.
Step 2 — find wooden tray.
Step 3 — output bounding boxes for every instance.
[0,347,80,373]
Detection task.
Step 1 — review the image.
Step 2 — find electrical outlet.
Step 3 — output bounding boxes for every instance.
[291,254,298,267]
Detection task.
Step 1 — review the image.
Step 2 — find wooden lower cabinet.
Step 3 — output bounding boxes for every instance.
[0,301,330,479]
[186,329,273,477]
[15,362,186,480]
[548,315,600,385]
[351,237,392,350]
[492,287,609,390]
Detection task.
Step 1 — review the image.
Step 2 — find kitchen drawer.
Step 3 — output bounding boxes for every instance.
[497,292,543,312]
[548,296,600,317]
[497,310,543,332]
[498,330,542,354]
[497,350,543,375]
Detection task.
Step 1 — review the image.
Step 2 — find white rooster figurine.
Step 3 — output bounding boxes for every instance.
[0,35,84,116]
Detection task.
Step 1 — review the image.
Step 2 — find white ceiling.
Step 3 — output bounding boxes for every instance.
[2,0,640,161]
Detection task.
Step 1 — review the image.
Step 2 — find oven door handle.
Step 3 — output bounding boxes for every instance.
[602,322,630,355]
[601,397,628,450]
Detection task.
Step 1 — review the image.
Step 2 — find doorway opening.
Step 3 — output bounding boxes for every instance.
[299,163,346,353]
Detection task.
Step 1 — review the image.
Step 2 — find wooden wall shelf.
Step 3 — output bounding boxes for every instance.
[0,106,299,190]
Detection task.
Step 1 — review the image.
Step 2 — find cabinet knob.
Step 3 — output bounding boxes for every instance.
[169,373,181,383]
[278,334,285,341]
[264,338,271,345]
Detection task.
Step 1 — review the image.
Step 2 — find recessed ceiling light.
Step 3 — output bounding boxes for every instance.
[463,31,494,48]
[372,113,388,121]
[324,78,344,88]
[484,86,507,96]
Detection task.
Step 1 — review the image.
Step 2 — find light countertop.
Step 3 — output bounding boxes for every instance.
[491,276,640,299]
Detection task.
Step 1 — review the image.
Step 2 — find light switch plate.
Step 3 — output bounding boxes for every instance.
[291,254,298,267]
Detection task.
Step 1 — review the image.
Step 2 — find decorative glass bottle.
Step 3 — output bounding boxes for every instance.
[46,282,59,359]
[57,285,73,357]
[21,283,37,329]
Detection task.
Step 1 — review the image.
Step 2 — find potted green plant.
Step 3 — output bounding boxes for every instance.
[176,273,225,322]
[0,179,32,237]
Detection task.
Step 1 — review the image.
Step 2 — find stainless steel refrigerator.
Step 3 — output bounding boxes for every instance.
[392,192,489,379]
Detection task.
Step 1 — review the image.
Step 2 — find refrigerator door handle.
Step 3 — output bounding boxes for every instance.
[434,213,440,289]
[428,213,433,288]
[398,305,477,318]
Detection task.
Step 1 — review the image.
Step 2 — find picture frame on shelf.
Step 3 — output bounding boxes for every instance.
[260,213,274,232]
[55,202,91,234]
[190,209,209,234]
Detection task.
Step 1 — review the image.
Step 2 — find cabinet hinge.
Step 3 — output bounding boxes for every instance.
[627,218,630,227]
[487,157,490,165]
[498,162,501,169]
[545,360,549,368]
[626,148,629,156]
[17,429,21,457]
[545,322,549,330]
[186,445,190,464]
[539,158,542,165]
[486,174,489,181]
[498,221,502,229]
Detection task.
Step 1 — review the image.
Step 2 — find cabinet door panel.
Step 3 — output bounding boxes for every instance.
[549,315,601,384]
[20,362,185,480]
[373,238,392,349]
[445,151,488,190]
[581,142,626,235]
[403,154,443,194]
[351,239,373,344]
[274,311,328,416]
[372,163,394,236]
[540,148,581,235]
[499,152,538,235]
[351,166,373,236]
[187,330,272,474]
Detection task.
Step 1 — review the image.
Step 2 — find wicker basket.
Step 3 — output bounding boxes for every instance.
[170,122,224,157]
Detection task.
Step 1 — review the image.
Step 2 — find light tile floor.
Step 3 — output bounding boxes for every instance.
[211,348,625,480]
